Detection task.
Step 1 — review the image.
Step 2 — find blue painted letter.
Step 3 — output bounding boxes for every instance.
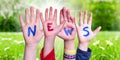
[83,26,89,37]
[64,27,74,36]
[28,25,36,37]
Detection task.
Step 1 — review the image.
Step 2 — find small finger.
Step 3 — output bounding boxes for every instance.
[19,15,25,27]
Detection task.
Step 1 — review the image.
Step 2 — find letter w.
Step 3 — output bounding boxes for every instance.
[64,27,74,36]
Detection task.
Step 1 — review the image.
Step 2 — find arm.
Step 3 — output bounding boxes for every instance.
[24,44,38,60]
[40,7,66,59]
[64,40,76,60]
[58,7,76,60]
[74,10,101,60]
[19,7,43,60]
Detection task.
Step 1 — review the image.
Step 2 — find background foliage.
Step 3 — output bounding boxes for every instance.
[89,1,119,31]
[0,0,41,32]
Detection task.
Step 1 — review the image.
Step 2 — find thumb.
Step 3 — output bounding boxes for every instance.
[73,19,79,31]
[93,26,101,36]
[57,20,66,32]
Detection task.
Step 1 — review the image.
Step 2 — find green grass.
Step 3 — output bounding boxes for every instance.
[0,31,120,60]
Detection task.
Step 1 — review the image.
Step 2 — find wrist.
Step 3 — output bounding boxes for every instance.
[45,36,55,40]
[64,40,76,60]
[25,46,37,51]
[44,37,55,43]
[64,40,75,50]
[79,42,89,51]
[25,43,38,48]
[24,44,37,60]
[43,37,55,57]
[44,37,55,49]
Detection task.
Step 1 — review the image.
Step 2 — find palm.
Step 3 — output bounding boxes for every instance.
[22,23,43,45]
[77,24,94,42]
[58,22,76,40]
[19,7,43,45]
[42,20,60,37]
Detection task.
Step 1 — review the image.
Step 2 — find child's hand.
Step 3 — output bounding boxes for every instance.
[19,7,44,60]
[40,7,65,39]
[58,7,76,41]
[40,7,66,57]
[74,11,101,51]
[19,7,43,47]
[58,8,76,59]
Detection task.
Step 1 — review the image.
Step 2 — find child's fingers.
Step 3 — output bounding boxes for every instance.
[49,7,53,20]
[67,10,71,22]
[73,19,80,37]
[60,8,64,24]
[73,15,78,26]
[63,7,67,21]
[79,12,83,25]
[45,8,48,20]
[40,12,44,25]
[93,26,101,36]
[84,10,87,24]
[19,15,25,27]
[70,16,75,23]
[53,9,57,22]
[73,17,79,30]
[36,9,40,26]
[88,13,92,26]
[25,8,29,24]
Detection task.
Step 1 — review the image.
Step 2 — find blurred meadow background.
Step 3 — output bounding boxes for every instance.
[0,0,120,60]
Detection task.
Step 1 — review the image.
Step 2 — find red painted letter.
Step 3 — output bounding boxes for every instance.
[47,23,53,31]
